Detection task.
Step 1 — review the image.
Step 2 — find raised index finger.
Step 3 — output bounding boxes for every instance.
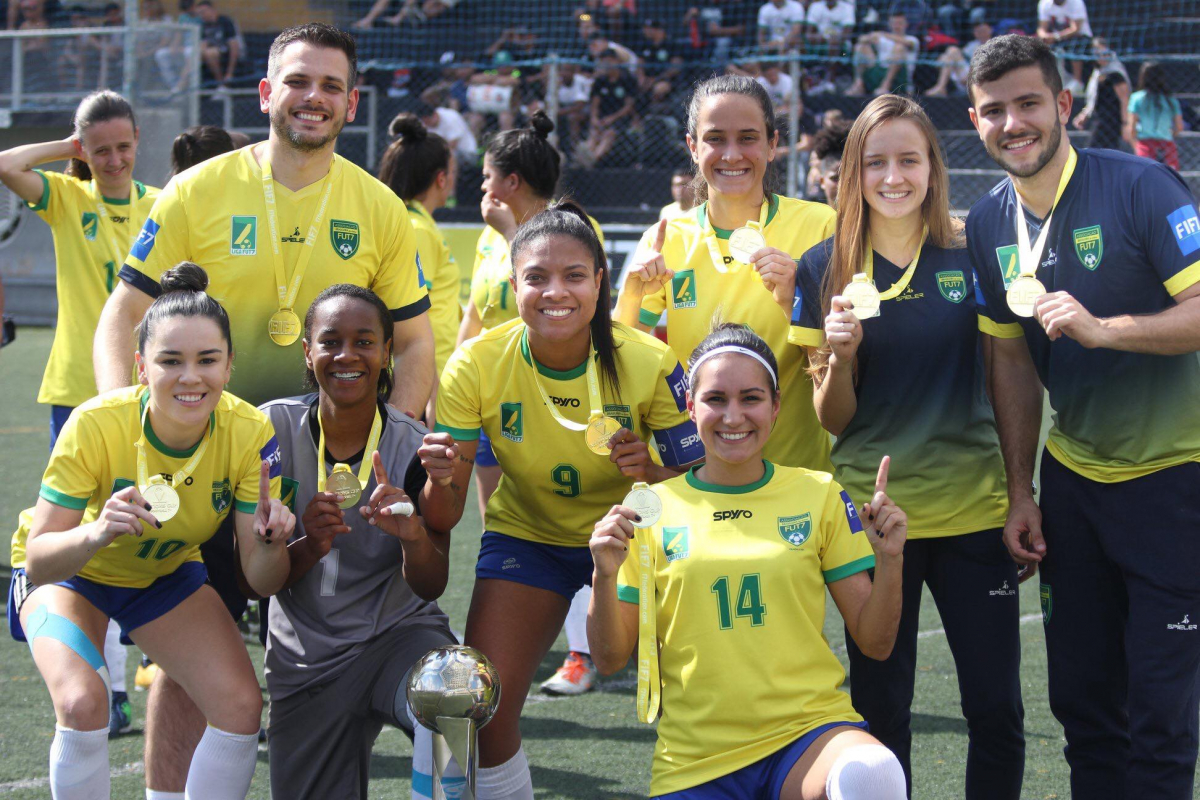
[875,455,890,496]
[651,218,667,253]
[258,459,271,502]
[372,450,391,487]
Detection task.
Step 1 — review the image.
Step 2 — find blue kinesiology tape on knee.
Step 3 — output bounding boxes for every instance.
[25,605,113,700]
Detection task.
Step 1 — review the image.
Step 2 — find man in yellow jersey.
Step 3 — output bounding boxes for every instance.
[90,23,433,799]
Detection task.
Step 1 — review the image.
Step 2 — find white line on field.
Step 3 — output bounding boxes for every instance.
[0,762,144,794]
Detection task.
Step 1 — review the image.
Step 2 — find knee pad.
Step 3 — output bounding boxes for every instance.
[826,744,907,800]
[25,605,112,702]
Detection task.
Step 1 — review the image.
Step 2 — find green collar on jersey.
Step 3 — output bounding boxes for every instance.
[519,328,589,380]
[97,180,147,205]
[685,459,775,494]
[697,194,779,239]
[139,390,215,458]
[405,200,431,221]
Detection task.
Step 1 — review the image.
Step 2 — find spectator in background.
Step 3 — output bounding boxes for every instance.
[354,0,460,28]
[804,0,855,93]
[926,18,992,95]
[549,61,594,155]
[1036,0,1091,94]
[467,52,522,134]
[15,0,55,92]
[1126,61,1184,170]
[196,0,240,87]
[1072,36,1128,151]
[634,18,683,93]
[416,100,478,164]
[757,0,804,53]
[586,30,639,66]
[806,118,849,205]
[684,0,751,64]
[486,25,545,64]
[577,48,637,167]
[847,11,920,96]
[659,167,697,220]
[756,60,795,111]
[86,2,125,87]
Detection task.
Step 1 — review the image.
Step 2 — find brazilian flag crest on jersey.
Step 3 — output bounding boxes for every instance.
[500,402,523,442]
[996,244,1020,288]
[331,219,360,260]
[1073,225,1102,270]
[936,271,966,303]
[778,513,812,547]
[81,212,98,241]
[211,479,232,514]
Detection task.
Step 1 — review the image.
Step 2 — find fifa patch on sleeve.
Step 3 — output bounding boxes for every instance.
[665,362,688,412]
[1168,205,1200,256]
[129,218,160,262]
[790,282,803,325]
[416,252,426,288]
[655,421,703,467]
[260,437,282,479]
[840,490,864,534]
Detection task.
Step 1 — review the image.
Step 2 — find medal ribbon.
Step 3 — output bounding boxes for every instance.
[701,195,770,274]
[315,406,384,494]
[261,153,339,314]
[864,225,928,301]
[636,531,661,723]
[1014,147,1078,279]
[527,336,605,432]
[135,395,213,493]
[93,188,133,267]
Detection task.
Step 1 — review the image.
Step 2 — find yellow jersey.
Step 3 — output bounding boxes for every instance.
[632,195,836,472]
[10,385,281,588]
[617,462,873,795]
[28,171,160,407]
[406,200,461,376]
[121,148,428,406]
[436,319,702,547]
[469,216,605,333]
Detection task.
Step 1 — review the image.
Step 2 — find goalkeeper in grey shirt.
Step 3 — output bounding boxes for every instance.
[260,284,461,800]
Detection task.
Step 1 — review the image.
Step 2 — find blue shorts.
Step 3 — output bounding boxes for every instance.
[475,429,499,468]
[475,531,593,599]
[656,721,870,800]
[49,405,74,451]
[8,561,209,646]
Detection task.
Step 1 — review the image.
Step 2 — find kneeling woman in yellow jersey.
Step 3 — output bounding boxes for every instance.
[7,264,294,800]
[588,325,908,800]
[421,201,704,796]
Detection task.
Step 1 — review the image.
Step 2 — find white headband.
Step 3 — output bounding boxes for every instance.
[689,345,778,391]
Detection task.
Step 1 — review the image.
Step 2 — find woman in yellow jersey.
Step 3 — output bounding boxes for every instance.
[588,325,907,800]
[377,113,461,423]
[790,96,1021,799]
[0,90,160,446]
[6,264,294,800]
[615,75,835,474]
[421,202,704,796]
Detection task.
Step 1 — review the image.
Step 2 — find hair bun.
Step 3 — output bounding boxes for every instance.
[389,113,427,141]
[529,110,555,139]
[159,261,209,294]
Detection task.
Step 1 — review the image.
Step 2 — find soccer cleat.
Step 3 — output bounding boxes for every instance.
[108,691,133,738]
[134,658,160,691]
[539,651,597,696]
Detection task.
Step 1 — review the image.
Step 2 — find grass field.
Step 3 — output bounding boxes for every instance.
[0,326,1189,799]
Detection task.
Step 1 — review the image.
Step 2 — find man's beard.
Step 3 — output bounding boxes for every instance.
[270,107,345,153]
[988,121,1062,179]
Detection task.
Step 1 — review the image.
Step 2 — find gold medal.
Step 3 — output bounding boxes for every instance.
[325,465,363,509]
[842,274,881,320]
[623,482,662,528]
[143,481,181,522]
[585,415,623,456]
[1006,275,1046,318]
[268,308,302,346]
[728,226,767,264]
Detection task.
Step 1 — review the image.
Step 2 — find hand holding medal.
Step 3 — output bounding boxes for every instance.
[254,459,295,546]
[607,428,656,479]
[90,485,162,548]
[824,295,864,363]
[589,504,640,576]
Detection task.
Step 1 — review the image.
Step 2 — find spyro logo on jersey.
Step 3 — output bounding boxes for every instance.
[330,219,360,260]
[665,362,688,412]
[840,490,864,534]
[936,271,966,304]
[1168,205,1200,256]
[230,216,257,256]
[500,402,523,443]
[260,437,282,479]
[550,395,581,408]
[81,212,98,241]
[211,479,232,514]
[655,421,703,467]
[778,513,812,547]
[672,269,697,309]
[713,509,753,521]
[130,218,160,261]
[1072,225,1103,270]
[663,526,690,562]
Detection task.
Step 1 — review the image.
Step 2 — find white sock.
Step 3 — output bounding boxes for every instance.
[476,746,533,800]
[183,726,257,800]
[825,744,907,800]
[564,586,591,655]
[49,724,110,800]
[146,792,185,799]
[104,620,127,694]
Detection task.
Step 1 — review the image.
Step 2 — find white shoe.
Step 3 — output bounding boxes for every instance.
[539,651,597,696]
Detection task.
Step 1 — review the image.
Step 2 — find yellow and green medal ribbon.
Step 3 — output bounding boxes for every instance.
[135,396,213,522]
[316,405,383,510]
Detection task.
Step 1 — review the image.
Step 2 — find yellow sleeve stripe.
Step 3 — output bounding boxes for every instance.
[234,499,257,514]
[617,583,639,604]
[434,422,482,441]
[27,170,50,212]
[1164,260,1200,297]
[39,484,89,510]
[978,315,1024,339]
[823,554,876,584]
[639,308,663,328]
[787,326,823,348]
